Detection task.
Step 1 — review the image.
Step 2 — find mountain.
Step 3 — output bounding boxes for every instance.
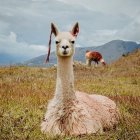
[0,53,26,66]
[23,40,140,67]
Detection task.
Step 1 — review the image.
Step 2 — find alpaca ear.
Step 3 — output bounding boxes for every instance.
[71,22,79,37]
[51,23,59,36]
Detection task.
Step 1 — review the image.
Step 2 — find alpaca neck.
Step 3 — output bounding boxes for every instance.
[55,56,76,101]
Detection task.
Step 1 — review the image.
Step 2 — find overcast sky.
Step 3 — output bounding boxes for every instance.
[0,0,140,63]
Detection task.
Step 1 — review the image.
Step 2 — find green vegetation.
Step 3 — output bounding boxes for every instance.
[0,50,140,140]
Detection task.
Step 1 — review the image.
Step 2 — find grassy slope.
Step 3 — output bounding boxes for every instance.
[0,50,140,140]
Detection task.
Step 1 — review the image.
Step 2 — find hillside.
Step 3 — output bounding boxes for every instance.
[23,40,140,67]
[0,50,140,139]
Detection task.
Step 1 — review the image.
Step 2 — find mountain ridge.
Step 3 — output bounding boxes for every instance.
[23,40,140,67]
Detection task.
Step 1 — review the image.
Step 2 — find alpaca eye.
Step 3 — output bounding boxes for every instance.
[55,41,60,44]
[71,41,75,44]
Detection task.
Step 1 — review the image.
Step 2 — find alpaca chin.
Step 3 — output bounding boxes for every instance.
[58,52,72,57]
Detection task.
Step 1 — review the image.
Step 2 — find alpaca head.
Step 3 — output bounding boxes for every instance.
[51,22,79,58]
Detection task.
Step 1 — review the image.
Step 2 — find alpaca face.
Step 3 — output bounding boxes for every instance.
[55,32,75,57]
[51,22,79,58]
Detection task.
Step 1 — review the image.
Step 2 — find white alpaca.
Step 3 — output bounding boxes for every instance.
[41,23,119,136]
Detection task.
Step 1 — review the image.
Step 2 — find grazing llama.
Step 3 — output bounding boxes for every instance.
[41,22,119,136]
[85,50,106,66]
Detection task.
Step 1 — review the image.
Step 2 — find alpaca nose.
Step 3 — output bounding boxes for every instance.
[62,46,69,49]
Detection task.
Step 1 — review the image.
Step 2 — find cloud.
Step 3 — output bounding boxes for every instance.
[0,20,10,33]
[9,32,17,42]
[56,0,140,18]
[88,30,119,46]
[0,32,47,61]
[118,14,140,42]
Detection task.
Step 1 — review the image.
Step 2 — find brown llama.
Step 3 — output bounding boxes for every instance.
[85,50,106,66]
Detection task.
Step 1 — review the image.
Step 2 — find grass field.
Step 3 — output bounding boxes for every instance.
[0,50,140,140]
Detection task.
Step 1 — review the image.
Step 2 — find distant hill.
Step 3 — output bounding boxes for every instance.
[23,40,140,67]
[0,53,26,66]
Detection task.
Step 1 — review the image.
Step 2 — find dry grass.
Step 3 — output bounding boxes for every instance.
[0,50,140,140]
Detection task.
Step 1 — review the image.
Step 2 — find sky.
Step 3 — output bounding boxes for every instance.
[0,0,140,64]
